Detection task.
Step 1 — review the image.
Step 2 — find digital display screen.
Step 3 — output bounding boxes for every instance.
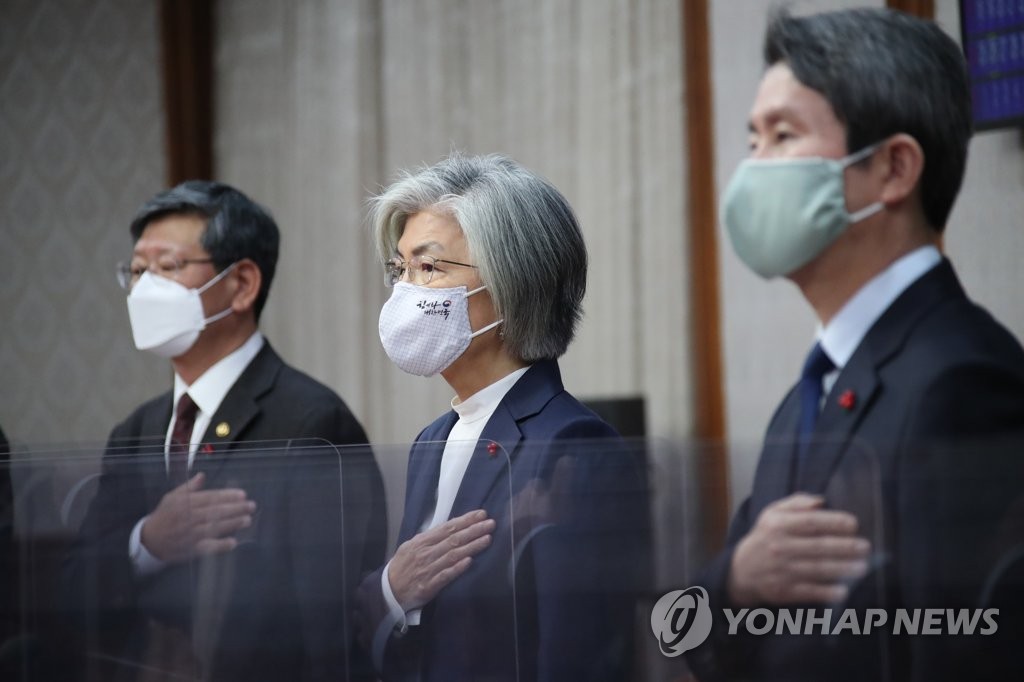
[960,1,1024,130]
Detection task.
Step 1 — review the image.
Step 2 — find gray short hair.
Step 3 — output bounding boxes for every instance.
[370,153,587,362]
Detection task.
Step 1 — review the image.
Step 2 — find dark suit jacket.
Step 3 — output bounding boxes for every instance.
[355,360,651,682]
[689,260,1024,682]
[64,342,387,682]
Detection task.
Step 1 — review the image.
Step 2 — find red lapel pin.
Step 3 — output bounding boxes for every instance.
[486,441,499,457]
[838,389,856,411]
[201,443,215,455]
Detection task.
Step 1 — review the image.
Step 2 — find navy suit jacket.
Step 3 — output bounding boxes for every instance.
[356,359,651,681]
[689,260,1024,681]
[64,343,387,682]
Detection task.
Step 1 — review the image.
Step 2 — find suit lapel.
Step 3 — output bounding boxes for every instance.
[754,389,801,509]
[798,259,966,493]
[399,413,457,541]
[799,359,880,493]
[401,361,563,531]
[447,360,561,518]
[193,344,283,480]
[448,402,523,519]
[139,394,174,504]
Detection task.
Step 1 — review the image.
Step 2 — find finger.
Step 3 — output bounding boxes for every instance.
[783,535,871,560]
[422,519,495,563]
[440,510,489,534]
[787,557,870,583]
[446,519,496,549]
[180,472,205,493]
[771,493,825,512]
[413,511,488,550]
[190,500,257,525]
[782,509,860,537]
[424,555,475,596]
[196,514,253,540]
[194,537,239,556]
[454,531,492,560]
[186,489,252,509]
[426,531,493,575]
[785,581,850,605]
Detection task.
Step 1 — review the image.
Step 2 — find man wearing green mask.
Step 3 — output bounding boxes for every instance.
[688,8,1024,681]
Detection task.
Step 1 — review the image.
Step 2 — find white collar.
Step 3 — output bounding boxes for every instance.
[818,246,941,368]
[173,331,265,416]
[450,366,531,425]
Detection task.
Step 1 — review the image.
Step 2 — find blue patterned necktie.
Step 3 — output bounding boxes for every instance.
[796,343,835,475]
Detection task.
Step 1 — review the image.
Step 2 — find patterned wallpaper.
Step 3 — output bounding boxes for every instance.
[0,0,169,447]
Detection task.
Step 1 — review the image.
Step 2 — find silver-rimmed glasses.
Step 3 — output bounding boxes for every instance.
[116,255,215,290]
[384,255,477,287]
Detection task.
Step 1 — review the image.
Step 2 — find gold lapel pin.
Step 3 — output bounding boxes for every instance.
[215,422,231,438]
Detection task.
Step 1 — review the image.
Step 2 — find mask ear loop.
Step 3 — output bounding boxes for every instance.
[196,261,238,295]
[464,284,504,339]
[197,262,240,325]
[840,142,885,224]
[848,202,884,223]
[839,142,881,169]
[469,319,504,339]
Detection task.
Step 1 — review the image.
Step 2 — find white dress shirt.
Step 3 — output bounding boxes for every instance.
[382,366,531,631]
[129,331,265,574]
[816,245,941,397]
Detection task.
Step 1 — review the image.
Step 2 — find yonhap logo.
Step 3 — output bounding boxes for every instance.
[649,587,999,659]
[650,586,713,656]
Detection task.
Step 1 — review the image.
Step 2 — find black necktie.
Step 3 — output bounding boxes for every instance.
[169,393,198,484]
[796,343,835,475]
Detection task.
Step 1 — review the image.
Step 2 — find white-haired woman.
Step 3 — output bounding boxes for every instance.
[355,153,650,681]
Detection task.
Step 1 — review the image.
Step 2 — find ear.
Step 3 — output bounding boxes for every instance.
[229,259,262,315]
[878,133,925,206]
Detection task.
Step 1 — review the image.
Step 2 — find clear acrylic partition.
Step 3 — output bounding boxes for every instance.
[4,433,1021,680]
[0,438,383,682]
[362,437,650,682]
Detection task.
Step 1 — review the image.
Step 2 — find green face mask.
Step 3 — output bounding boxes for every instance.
[721,144,882,279]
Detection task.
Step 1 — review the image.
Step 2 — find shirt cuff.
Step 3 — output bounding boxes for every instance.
[129,516,166,576]
[382,561,421,631]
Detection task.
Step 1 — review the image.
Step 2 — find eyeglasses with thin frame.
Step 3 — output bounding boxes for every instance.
[116,255,216,290]
[384,254,477,287]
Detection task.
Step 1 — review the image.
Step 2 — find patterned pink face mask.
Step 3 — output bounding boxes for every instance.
[378,281,502,376]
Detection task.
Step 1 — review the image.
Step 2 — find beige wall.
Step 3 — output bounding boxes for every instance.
[0,0,168,447]
[215,0,694,451]
[937,0,1024,345]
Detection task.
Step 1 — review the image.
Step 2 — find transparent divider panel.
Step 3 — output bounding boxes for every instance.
[7,431,1019,680]
[368,439,515,681]
[5,438,381,682]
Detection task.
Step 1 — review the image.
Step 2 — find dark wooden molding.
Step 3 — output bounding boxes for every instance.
[159,0,214,185]
[682,0,729,551]
[886,0,935,19]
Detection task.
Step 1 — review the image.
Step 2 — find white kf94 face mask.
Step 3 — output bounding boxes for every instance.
[378,281,503,377]
[126,265,236,358]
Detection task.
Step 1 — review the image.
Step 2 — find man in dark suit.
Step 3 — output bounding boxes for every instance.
[688,8,1024,682]
[64,181,386,681]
